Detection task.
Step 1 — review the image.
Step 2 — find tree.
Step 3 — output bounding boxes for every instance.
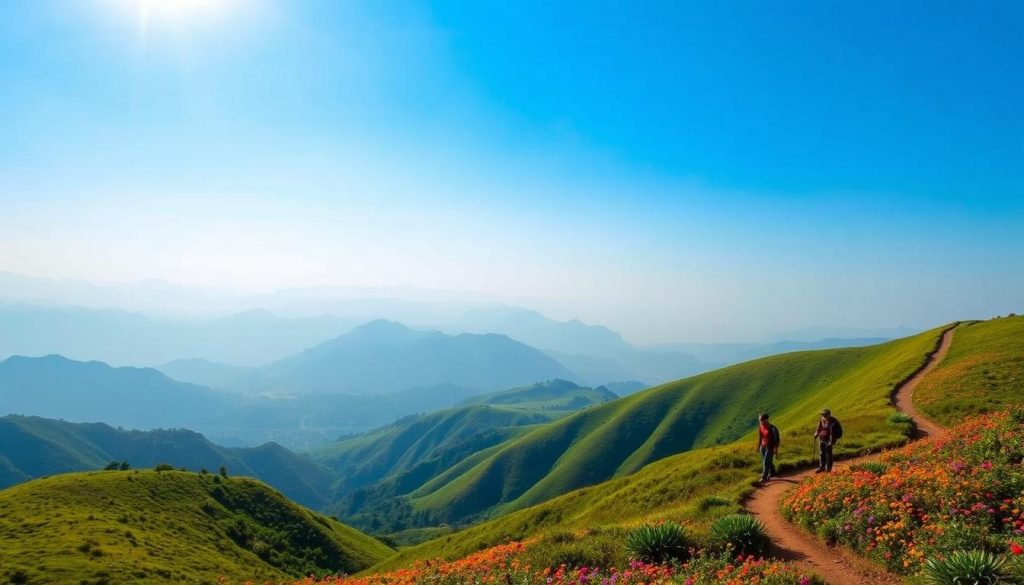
[154,463,174,472]
[104,461,120,471]
[119,461,130,471]
[219,466,228,478]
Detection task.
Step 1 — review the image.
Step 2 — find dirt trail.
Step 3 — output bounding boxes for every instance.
[745,327,956,585]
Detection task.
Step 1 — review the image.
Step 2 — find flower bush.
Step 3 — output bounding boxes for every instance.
[782,408,1024,576]
[222,540,820,585]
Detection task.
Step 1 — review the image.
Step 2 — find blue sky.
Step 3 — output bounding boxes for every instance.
[0,0,1021,342]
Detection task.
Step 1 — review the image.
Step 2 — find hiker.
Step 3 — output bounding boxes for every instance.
[814,409,842,473]
[757,413,780,482]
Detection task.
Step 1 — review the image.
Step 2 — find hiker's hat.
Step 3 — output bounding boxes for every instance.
[759,413,769,421]
[820,408,831,416]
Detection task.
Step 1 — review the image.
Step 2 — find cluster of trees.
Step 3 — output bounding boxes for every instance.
[105,460,230,477]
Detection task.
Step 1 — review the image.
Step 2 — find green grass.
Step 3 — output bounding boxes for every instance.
[0,470,393,585]
[366,325,951,571]
[310,381,618,535]
[399,326,949,528]
[459,378,617,413]
[914,315,1024,425]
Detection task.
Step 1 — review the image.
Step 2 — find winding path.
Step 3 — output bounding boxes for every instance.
[745,326,956,585]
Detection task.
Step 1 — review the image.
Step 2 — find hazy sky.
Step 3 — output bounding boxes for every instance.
[1,1,1021,343]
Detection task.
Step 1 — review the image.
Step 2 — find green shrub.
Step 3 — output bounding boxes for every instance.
[521,527,628,570]
[154,463,174,472]
[698,496,731,512]
[889,413,913,425]
[923,550,1010,585]
[624,521,690,564]
[8,569,29,584]
[709,514,769,556]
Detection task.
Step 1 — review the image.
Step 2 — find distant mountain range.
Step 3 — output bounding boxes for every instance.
[0,354,236,429]
[163,320,578,396]
[0,303,357,366]
[0,354,508,448]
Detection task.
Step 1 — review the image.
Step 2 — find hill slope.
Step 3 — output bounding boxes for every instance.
[459,378,617,410]
[370,324,961,571]
[0,470,393,584]
[0,415,338,508]
[912,314,1024,424]
[251,320,577,394]
[396,326,949,527]
[311,380,614,534]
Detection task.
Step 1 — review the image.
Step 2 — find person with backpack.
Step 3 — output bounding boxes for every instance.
[757,413,781,482]
[814,408,842,472]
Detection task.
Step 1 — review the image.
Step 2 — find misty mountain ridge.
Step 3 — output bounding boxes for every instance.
[0,302,358,367]
[0,354,499,448]
[252,320,576,395]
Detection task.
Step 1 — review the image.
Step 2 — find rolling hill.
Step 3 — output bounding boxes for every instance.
[459,378,617,410]
[0,415,337,508]
[310,380,615,534]
[248,320,577,395]
[373,325,950,531]
[368,323,965,570]
[0,470,393,584]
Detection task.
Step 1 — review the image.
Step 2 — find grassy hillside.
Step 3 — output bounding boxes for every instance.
[312,380,613,496]
[460,378,617,412]
[368,325,953,570]
[313,406,548,495]
[0,415,337,508]
[399,326,949,527]
[913,314,1024,424]
[0,470,393,585]
[311,380,615,536]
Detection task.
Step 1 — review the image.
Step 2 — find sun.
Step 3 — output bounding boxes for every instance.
[112,0,235,32]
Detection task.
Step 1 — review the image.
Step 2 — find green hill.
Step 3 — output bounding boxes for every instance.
[309,379,613,536]
[0,415,337,508]
[364,325,955,571]
[0,470,393,585]
[913,314,1024,424]
[460,378,617,412]
[396,325,948,527]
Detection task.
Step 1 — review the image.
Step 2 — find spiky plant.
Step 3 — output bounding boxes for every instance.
[624,521,690,564]
[709,514,769,556]
[923,550,1012,585]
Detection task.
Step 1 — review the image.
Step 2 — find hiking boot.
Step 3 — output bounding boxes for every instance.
[815,468,826,473]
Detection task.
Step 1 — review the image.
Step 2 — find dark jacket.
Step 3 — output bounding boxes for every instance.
[815,417,837,443]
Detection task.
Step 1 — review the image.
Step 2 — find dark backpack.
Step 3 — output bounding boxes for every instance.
[831,418,843,441]
[769,424,781,448]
